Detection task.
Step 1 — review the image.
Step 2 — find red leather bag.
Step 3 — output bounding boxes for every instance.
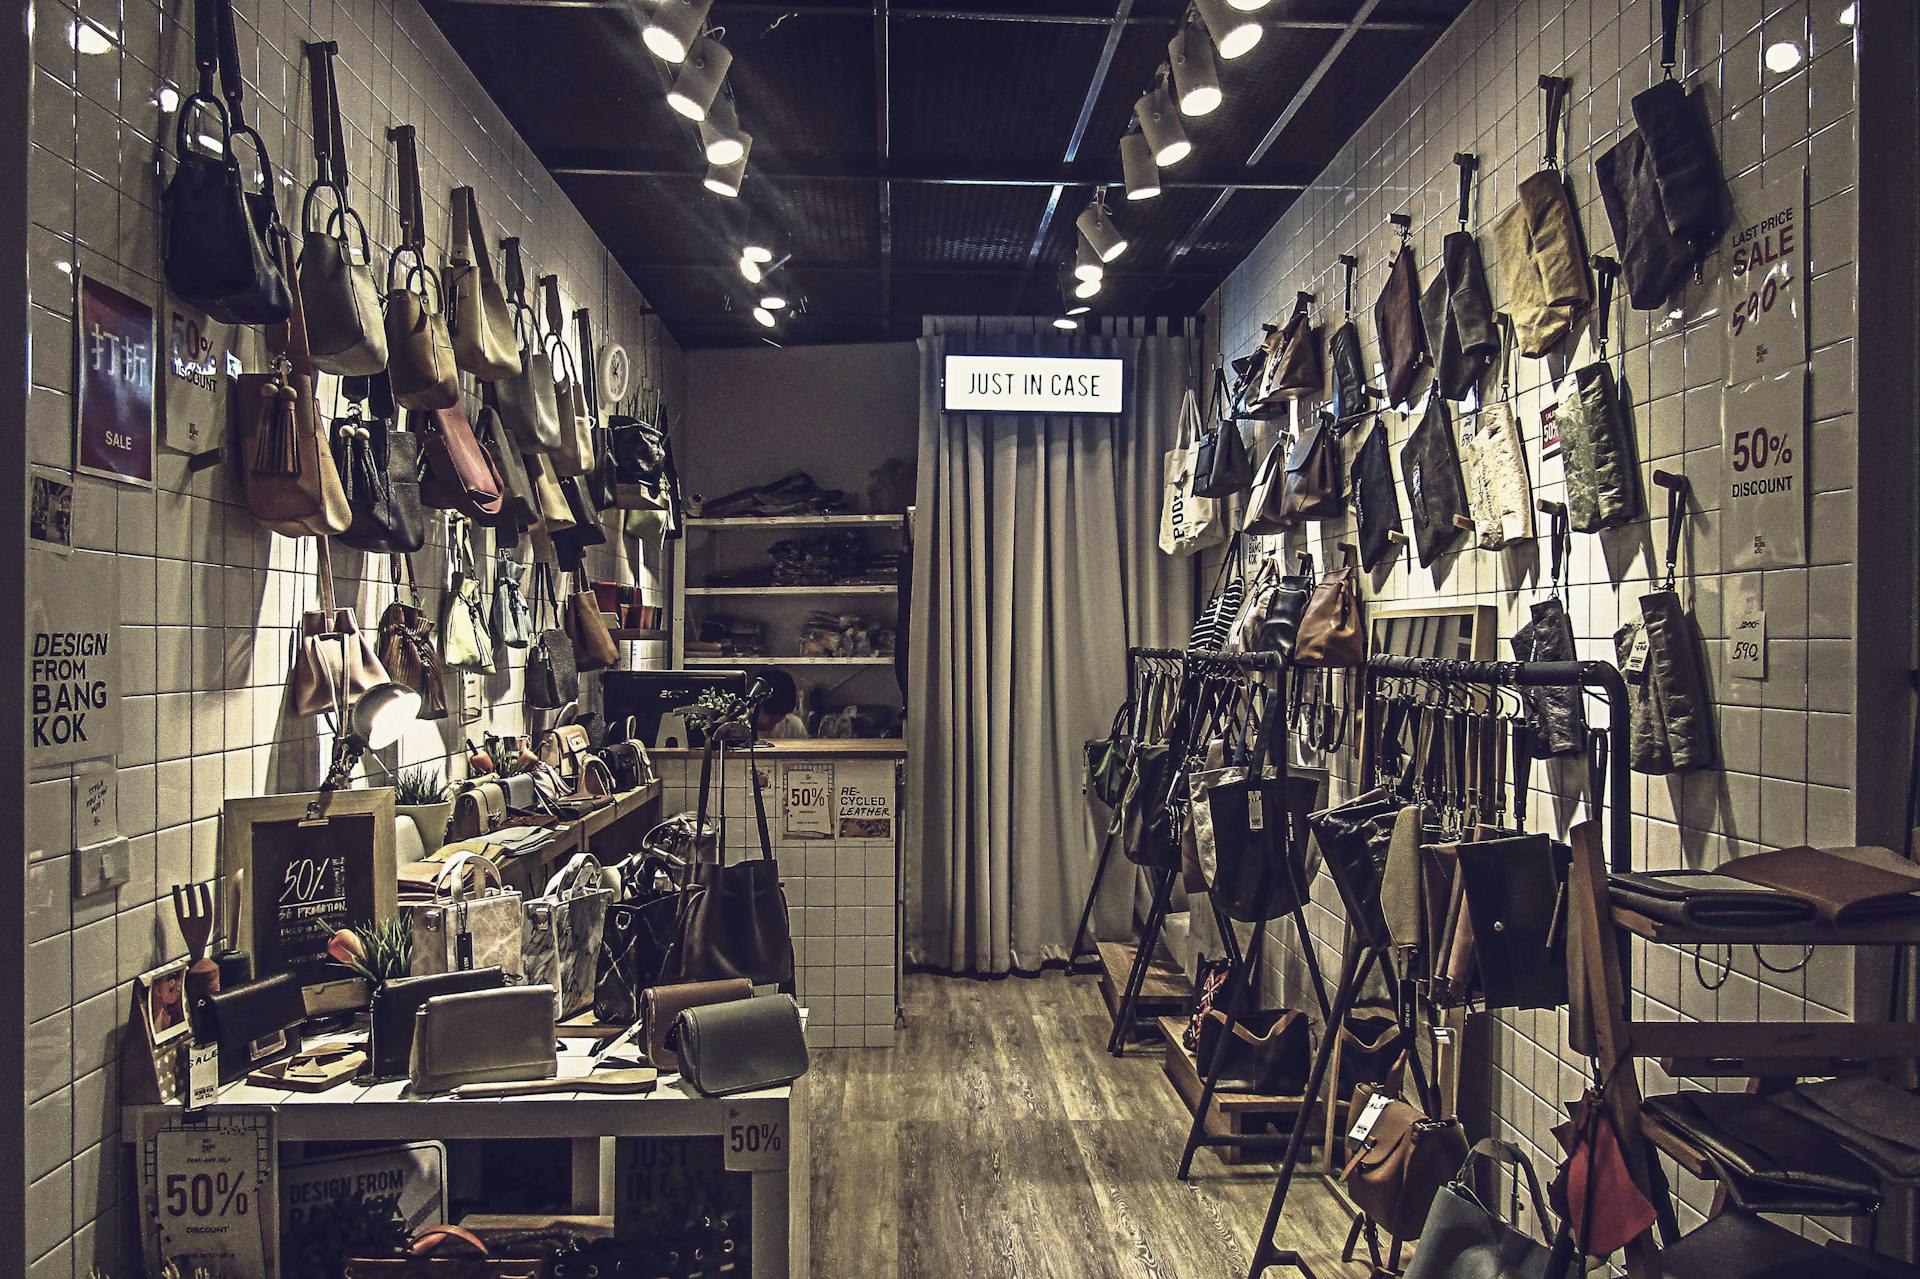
[418,402,504,519]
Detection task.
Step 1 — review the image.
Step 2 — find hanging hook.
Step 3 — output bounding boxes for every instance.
[1452,153,1477,229]
[1389,212,1412,242]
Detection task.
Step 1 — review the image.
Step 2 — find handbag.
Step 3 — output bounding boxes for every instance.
[377,564,449,720]
[1436,228,1499,400]
[1558,267,1640,533]
[527,449,576,535]
[495,239,564,453]
[1342,1084,1469,1242]
[417,402,505,521]
[163,0,290,327]
[1160,387,1224,555]
[296,42,386,376]
[192,972,306,1084]
[1456,833,1571,1010]
[1329,320,1370,424]
[640,978,750,1073]
[1402,1140,1558,1279]
[368,967,504,1081]
[1278,410,1344,524]
[1188,536,1245,653]
[656,740,796,989]
[595,849,690,1023]
[382,126,460,412]
[1639,1090,1882,1216]
[439,518,495,674]
[338,374,429,554]
[1194,1008,1310,1096]
[1349,420,1406,571]
[565,575,620,672]
[1615,483,1715,773]
[1460,318,1536,550]
[610,412,669,486]
[526,567,581,709]
[1597,126,1697,311]
[1548,1086,1657,1260]
[474,391,539,531]
[409,852,526,980]
[1254,295,1321,407]
[1374,240,1427,408]
[1295,551,1365,668]
[675,994,810,1097]
[554,475,609,554]
[1492,80,1591,356]
[331,397,393,550]
[491,558,533,649]
[521,853,612,1019]
[1242,434,1291,535]
[1399,394,1469,568]
[1201,692,1320,923]
[544,280,595,477]
[289,548,391,717]
[444,187,521,380]
[408,984,556,1095]
[1192,367,1255,498]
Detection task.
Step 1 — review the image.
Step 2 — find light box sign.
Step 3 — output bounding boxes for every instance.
[943,354,1125,415]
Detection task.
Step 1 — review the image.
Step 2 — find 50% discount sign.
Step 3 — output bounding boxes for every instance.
[724,1106,790,1172]
[153,1124,269,1278]
[1721,369,1807,570]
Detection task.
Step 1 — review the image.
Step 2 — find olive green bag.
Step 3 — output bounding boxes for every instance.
[1557,259,1639,533]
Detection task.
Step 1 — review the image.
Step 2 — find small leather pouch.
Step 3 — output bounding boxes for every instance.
[409,984,557,1095]
[368,966,504,1080]
[641,978,751,1073]
[195,972,307,1084]
[675,995,809,1097]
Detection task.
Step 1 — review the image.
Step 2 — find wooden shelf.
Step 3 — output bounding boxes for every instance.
[1610,904,1920,947]
[608,628,669,641]
[1096,940,1192,1037]
[685,514,906,530]
[686,585,899,597]
[683,656,895,667]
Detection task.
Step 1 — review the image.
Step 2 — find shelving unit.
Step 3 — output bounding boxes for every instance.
[683,656,894,668]
[685,585,897,598]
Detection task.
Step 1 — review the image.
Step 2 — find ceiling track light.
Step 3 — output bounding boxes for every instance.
[703,133,751,197]
[643,0,713,63]
[1195,0,1263,59]
[700,94,747,165]
[1074,233,1105,282]
[1134,77,1192,167]
[1053,316,1080,330]
[1077,196,1128,263]
[1074,273,1103,301]
[1120,130,1161,201]
[758,268,792,311]
[752,305,778,328]
[1061,270,1098,310]
[1169,13,1223,117]
[666,36,733,121]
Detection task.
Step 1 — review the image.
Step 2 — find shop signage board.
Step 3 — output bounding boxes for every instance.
[1722,171,1806,386]
[837,761,897,839]
[76,271,156,486]
[943,354,1126,414]
[142,1110,279,1279]
[26,548,122,767]
[163,295,239,454]
[783,761,835,838]
[1721,367,1806,569]
[281,1142,449,1241]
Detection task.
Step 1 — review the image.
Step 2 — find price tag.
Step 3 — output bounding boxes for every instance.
[1623,625,1651,677]
[723,1106,788,1173]
[153,1124,267,1278]
[1729,604,1767,680]
[187,1042,220,1110]
[1347,1092,1393,1144]
[1248,792,1265,831]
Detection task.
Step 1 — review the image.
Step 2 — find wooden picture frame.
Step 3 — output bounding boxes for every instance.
[220,790,397,993]
[122,957,192,1104]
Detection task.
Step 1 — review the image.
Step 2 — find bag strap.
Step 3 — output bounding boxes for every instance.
[391,124,426,253]
[315,533,339,616]
[1496,312,1514,404]
[1539,76,1570,171]
[692,734,721,861]
[541,276,565,346]
[451,188,502,290]
[1546,502,1569,600]
[265,226,314,375]
[502,237,531,308]
[1660,474,1686,591]
[1459,1138,1553,1231]
[436,849,502,901]
[1659,0,1682,78]
[303,41,348,192]
[576,308,601,423]
[745,738,774,862]
[1591,255,1621,368]
[195,0,248,128]
[1341,253,1357,318]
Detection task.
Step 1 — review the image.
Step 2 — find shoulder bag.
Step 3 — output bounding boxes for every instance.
[1192,366,1255,499]
[595,849,691,1023]
[1438,228,1498,401]
[1242,433,1291,535]
[296,41,385,375]
[1459,314,1535,549]
[1294,551,1365,668]
[1558,262,1640,533]
[1615,481,1715,774]
[565,572,620,671]
[1341,1083,1468,1244]
[675,994,810,1097]
[525,565,580,710]
[1398,394,1469,567]
[439,517,495,674]
[656,740,796,989]
[1278,410,1344,524]
[1160,387,1224,555]
[381,125,460,411]
[1491,78,1591,356]
[543,281,595,477]
[1200,690,1321,924]
[640,979,750,1073]
[1328,257,1372,423]
[1509,507,1587,757]
[417,402,505,521]
[332,389,394,551]
[409,851,526,981]
[1349,420,1405,571]
[1188,533,1245,652]
[495,239,564,452]
[491,557,533,649]
[1254,295,1322,407]
[444,187,521,380]
[474,387,539,530]
[1400,1139,1558,1279]
[521,853,613,1019]
[377,563,448,720]
[527,448,576,536]
[1373,240,1427,409]
[288,540,391,717]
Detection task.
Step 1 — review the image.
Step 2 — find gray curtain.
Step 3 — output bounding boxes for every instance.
[906,320,1193,975]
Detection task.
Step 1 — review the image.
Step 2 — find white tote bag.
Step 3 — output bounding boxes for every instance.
[1160,389,1225,555]
[1460,321,1535,549]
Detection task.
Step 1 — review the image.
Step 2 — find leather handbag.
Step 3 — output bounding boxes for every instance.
[491,558,532,649]
[565,578,620,672]
[553,476,609,557]
[1350,421,1405,571]
[1336,1003,1409,1100]
[1616,517,1715,773]
[1632,73,1724,257]
[1493,80,1591,356]
[1401,1139,1557,1279]
[409,984,557,1095]
[1254,296,1321,407]
[368,966,504,1080]
[333,395,395,552]
[1456,834,1571,1010]
[474,391,538,531]
[163,0,291,327]
[610,413,669,486]
[1548,1086,1657,1260]
[1192,367,1254,498]
[296,42,386,376]
[1436,229,1498,401]
[526,567,580,709]
[192,971,307,1084]
[439,518,495,674]
[544,282,595,477]
[1294,555,1365,668]
[1558,268,1639,533]
[444,187,521,380]
[418,403,505,521]
[1597,126,1697,311]
[1279,410,1344,524]
[377,586,449,720]
[521,853,612,1019]
[449,780,507,843]
[1342,1084,1469,1242]
[1654,1211,1896,1279]
[410,852,526,981]
[595,850,690,1023]
[1399,395,1469,568]
[1640,1090,1881,1215]
[290,603,391,718]
[1194,1008,1310,1096]
[382,126,460,412]
[1511,601,1586,757]
[605,734,656,793]
[675,994,810,1097]
[640,978,751,1073]
[1329,320,1370,424]
[1242,435,1291,535]
[1460,316,1535,550]
[528,449,576,535]
[1196,693,1319,923]
[1374,241,1427,408]
[656,741,796,989]
[496,240,564,453]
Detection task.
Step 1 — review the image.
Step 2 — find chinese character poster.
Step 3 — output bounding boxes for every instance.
[76,273,156,487]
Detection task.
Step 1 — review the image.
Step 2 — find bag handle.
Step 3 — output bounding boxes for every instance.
[194,0,248,128]
[302,41,347,192]
[540,275,566,346]
[1340,253,1357,318]
[1657,471,1687,591]
[542,851,601,898]
[389,124,426,254]
[1457,1138,1553,1232]
[1659,0,1682,79]
[1590,255,1621,365]
[1496,312,1515,404]
[435,849,502,902]
[1538,76,1570,171]
[745,738,775,862]
[576,308,601,423]
[450,188,501,292]
[264,225,314,376]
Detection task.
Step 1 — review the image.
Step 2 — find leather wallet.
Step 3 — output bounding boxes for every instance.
[641,979,751,1073]
[1772,1076,1920,1183]
[675,994,809,1097]
[369,966,505,1080]
[1642,1090,1882,1215]
[194,971,307,1084]
[409,984,558,1095]
[1609,869,1818,929]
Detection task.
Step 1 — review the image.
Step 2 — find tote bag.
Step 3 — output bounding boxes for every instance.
[1350,421,1405,571]
[522,853,612,1019]
[1399,396,1469,568]
[410,852,525,980]
[1458,317,1535,549]
[1160,389,1225,555]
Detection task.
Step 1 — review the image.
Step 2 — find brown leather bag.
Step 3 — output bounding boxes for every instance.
[444,186,521,381]
[1341,1083,1468,1242]
[1261,298,1322,404]
[376,568,449,720]
[417,403,505,520]
[1294,557,1365,668]
[1278,413,1344,523]
[382,126,459,411]
[565,582,620,672]
[640,978,750,1073]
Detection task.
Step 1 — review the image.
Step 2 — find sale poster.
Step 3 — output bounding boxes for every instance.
[76,272,156,486]
[783,761,835,838]
[1721,368,1807,569]
[837,761,897,840]
[163,295,238,454]
[143,1112,278,1279]
[25,548,122,767]
[1722,171,1806,386]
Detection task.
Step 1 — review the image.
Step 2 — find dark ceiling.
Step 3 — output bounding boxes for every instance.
[423,0,1471,347]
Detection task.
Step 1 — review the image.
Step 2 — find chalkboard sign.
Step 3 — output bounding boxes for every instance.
[221,791,397,989]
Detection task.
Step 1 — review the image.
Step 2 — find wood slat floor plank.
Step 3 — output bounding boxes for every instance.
[809,971,1368,1278]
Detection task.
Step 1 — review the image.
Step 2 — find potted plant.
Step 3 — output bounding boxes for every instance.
[393,766,453,856]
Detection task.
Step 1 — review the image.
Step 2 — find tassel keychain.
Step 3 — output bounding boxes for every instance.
[252,355,302,477]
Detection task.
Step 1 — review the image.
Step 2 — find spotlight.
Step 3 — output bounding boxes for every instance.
[742,225,776,265]
[739,253,764,283]
[752,306,778,328]
[1121,131,1161,201]
[700,94,747,165]
[1074,234,1106,282]
[1134,80,1192,166]
[1196,0,1262,59]
[759,272,790,311]
[703,135,751,197]
[1169,15,1223,116]
[643,0,713,63]
[1227,0,1271,9]
[1068,303,1091,316]
[667,37,732,121]
[1054,316,1080,330]
[69,20,114,55]
[1076,198,1129,263]
[1073,274,1103,301]
[1061,270,1098,309]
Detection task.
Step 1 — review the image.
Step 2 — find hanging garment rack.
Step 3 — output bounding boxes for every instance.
[1244,654,1633,1279]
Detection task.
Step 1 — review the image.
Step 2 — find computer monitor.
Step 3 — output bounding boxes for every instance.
[602,669,748,748]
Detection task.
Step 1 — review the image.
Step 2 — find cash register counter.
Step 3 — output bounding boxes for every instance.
[650,741,905,1049]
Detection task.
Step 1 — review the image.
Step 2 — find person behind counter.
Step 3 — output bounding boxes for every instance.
[750,669,812,740]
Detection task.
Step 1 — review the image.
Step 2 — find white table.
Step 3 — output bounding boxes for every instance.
[125,1031,811,1278]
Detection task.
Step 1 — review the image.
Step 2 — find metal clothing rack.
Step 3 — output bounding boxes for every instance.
[1245,655,1634,1279]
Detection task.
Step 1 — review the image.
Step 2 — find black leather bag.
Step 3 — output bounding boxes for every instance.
[382,428,428,554]
[1456,834,1571,1011]
[1401,1140,1557,1279]
[368,967,504,1080]
[1631,78,1724,253]
[676,994,810,1097]
[595,851,688,1023]
[1192,368,1254,498]
[610,414,669,485]
[1195,1007,1310,1096]
[1350,421,1404,572]
[332,399,393,552]
[1374,243,1427,408]
[1511,598,1587,757]
[193,971,306,1084]
[1597,128,1696,310]
[1310,790,1402,941]
[1641,1091,1882,1215]
[1205,693,1319,924]
[1655,1211,1902,1279]
[1399,396,1468,568]
[1436,231,1498,400]
[1329,320,1370,424]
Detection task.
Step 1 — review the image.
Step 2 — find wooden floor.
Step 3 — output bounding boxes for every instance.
[806,971,1367,1279]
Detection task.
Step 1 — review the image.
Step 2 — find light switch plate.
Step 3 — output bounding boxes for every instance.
[74,835,130,897]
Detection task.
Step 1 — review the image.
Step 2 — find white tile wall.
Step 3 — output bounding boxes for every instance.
[1208,0,1865,1248]
[24,0,685,1271]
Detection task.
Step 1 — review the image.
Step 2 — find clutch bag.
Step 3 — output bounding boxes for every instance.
[674,994,809,1097]
[368,966,505,1080]
[409,984,557,1095]
[194,971,307,1084]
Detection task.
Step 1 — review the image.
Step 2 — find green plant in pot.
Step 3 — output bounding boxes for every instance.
[393,765,453,857]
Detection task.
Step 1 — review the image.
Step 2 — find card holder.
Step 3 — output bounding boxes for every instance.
[194,972,307,1084]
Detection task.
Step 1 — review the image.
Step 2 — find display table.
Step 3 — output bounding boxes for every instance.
[125,1028,810,1278]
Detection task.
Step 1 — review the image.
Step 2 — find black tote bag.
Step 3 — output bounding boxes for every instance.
[1192,368,1254,499]
[1350,421,1404,572]
[1205,692,1322,924]
[1398,396,1468,568]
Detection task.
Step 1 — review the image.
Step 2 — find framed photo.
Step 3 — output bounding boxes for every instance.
[122,958,191,1104]
[74,267,156,487]
[140,958,192,1046]
[220,790,397,993]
